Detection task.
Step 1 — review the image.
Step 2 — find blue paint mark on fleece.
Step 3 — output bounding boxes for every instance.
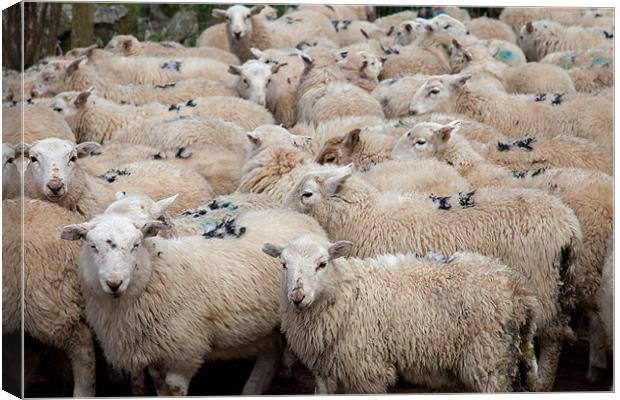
[496,49,514,62]
[592,56,607,66]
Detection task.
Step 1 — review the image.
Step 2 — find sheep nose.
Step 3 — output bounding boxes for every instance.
[292,296,305,306]
[46,181,65,196]
[234,31,242,40]
[106,280,123,293]
[409,109,418,116]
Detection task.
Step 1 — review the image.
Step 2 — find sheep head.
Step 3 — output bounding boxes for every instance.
[246,124,311,156]
[391,121,461,160]
[262,234,352,309]
[284,163,354,213]
[105,35,139,55]
[315,129,361,165]
[61,214,169,298]
[23,138,100,202]
[408,74,470,116]
[230,60,283,106]
[104,192,179,226]
[32,58,84,98]
[213,5,264,42]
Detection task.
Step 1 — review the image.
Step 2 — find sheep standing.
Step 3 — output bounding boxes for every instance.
[61,208,326,395]
[284,164,582,390]
[264,235,540,393]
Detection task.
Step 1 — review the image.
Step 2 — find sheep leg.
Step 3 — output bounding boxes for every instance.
[241,335,284,395]
[148,365,169,395]
[280,345,298,378]
[130,369,148,396]
[314,375,338,394]
[536,335,562,392]
[587,311,608,383]
[164,367,195,396]
[66,323,96,397]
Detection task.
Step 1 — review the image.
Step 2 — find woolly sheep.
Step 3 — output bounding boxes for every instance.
[540,47,613,69]
[229,60,288,106]
[315,128,397,170]
[289,4,371,21]
[371,73,430,118]
[332,20,387,47]
[264,235,540,393]
[296,49,384,125]
[284,164,583,390]
[467,17,516,42]
[2,143,21,199]
[2,102,75,143]
[212,5,337,62]
[3,198,96,396]
[389,114,509,143]
[517,20,613,62]
[500,7,613,33]
[336,50,384,92]
[105,34,241,65]
[408,74,613,150]
[60,208,326,395]
[373,10,419,30]
[33,57,237,105]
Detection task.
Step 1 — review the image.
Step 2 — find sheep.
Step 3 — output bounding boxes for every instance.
[467,17,516,43]
[336,50,384,92]
[284,163,583,390]
[399,121,612,308]
[53,89,273,143]
[60,207,326,395]
[294,37,340,51]
[2,102,75,143]
[389,114,509,143]
[500,7,613,33]
[22,138,214,217]
[105,34,241,65]
[408,74,613,151]
[540,47,613,69]
[431,14,468,36]
[517,20,613,62]
[539,48,613,93]
[472,135,612,176]
[392,19,427,46]
[229,60,288,106]
[32,57,238,105]
[296,49,384,125]
[263,235,540,393]
[371,73,430,118]
[332,20,387,46]
[373,10,418,30]
[314,128,397,170]
[289,4,371,21]
[2,143,21,199]
[212,5,337,62]
[3,198,96,396]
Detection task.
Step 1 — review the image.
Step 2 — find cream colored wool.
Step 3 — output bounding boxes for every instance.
[390,114,508,144]
[371,74,430,118]
[499,7,583,33]
[467,17,516,43]
[291,4,370,21]
[2,103,75,143]
[473,135,612,176]
[333,20,385,47]
[284,167,582,391]
[517,20,613,62]
[566,66,613,93]
[408,75,613,151]
[337,50,384,92]
[296,48,384,125]
[361,158,470,196]
[196,22,230,50]
[540,47,613,70]
[271,236,539,393]
[314,128,397,170]
[105,34,240,65]
[2,143,21,199]
[374,10,418,30]
[2,198,96,396]
[34,59,237,104]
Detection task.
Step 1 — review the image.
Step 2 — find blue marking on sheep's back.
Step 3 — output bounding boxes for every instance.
[592,56,607,66]
[496,49,514,62]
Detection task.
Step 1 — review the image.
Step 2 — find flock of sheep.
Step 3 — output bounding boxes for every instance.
[1,4,614,396]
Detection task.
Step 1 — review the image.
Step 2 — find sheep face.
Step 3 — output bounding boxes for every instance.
[337,51,383,81]
[432,14,468,36]
[247,124,312,157]
[391,121,460,160]
[230,61,276,106]
[105,35,139,55]
[2,143,21,197]
[315,129,361,165]
[409,74,470,116]
[283,164,354,213]
[262,235,352,309]
[517,20,558,61]
[32,60,76,97]
[214,5,264,42]
[61,216,168,297]
[23,138,101,201]
[394,19,426,45]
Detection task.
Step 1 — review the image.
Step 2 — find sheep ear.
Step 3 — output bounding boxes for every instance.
[74,89,92,108]
[271,62,288,74]
[122,39,133,52]
[386,26,395,36]
[228,65,242,75]
[344,129,361,150]
[153,194,178,215]
[450,74,471,88]
[323,163,354,196]
[299,53,313,67]
[250,5,265,16]
[250,47,263,58]
[246,132,261,146]
[404,23,413,33]
[66,56,87,76]
[360,28,370,39]
[328,241,352,259]
[138,221,170,238]
[212,9,227,19]
[451,38,461,49]
[526,21,534,33]
[76,141,102,158]
[60,223,93,241]
[262,242,284,258]
[434,121,460,143]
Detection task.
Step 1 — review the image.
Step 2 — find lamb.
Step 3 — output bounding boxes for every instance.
[2,102,75,143]
[336,50,384,92]
[3,198,96,396]
[296,48,384,125]
[315,128,397,170]
[53,89,273,143]
[467,17,516,42]
[23,138,215,217]
[60,207,326,395]
[472,135,612,176]
[2,143,21,199]
[264,235,540,393]
[213,5,337,62]
[284,164,583,390]
[229,60,288,106]
[105,34,241,65]
[32,57,237,105]
[408,74,613,151]
[517,20,613,62]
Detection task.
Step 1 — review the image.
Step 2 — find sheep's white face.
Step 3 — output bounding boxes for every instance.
[216,5,260,42]
[247,124,312,156]
[49,91,81,117]
[262,235,352,309]
[408,76,452,116]
[432,14,467,36]
[2,143,21,197]
[105,35,138,55]
[338,51,383,81]
[231,61,273,106]
[392,121,460,160]
[283,164,354,213]
[23,138,100,201]
[395,19,425,45]
[62,216,166,297]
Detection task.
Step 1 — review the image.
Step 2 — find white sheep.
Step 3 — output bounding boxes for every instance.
[467,16,516,42]
[60,207,326,395]
[2,101,75,143]
[288,4,372,21]
[336,50,384,92]
[2,143,22,199]
[374,10,419,30]
[229,60,287,106]
[263,234,540,393]
[284,164,583,391]
[371,73,430,118]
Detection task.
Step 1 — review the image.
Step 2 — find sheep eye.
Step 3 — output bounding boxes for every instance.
[29,156,38,163]
[133,243,140,250]
[267,78,272,84]
[428,89,440,97]
[90,244,98,253]
[416,139,427,145]
[6,157,14,164]
[324,155,336,163]
[316,262,327,270]
[281,261,287,269]
[53,107,63,113]
[302,191,313,198]
[242,78,248,84]
[444,24,451,29]
[69,155,77,163]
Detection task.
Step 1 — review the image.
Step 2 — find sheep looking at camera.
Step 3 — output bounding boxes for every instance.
[264,234,540,393]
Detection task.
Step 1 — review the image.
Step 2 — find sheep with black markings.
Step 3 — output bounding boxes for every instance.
[60,207,326,395]
[284,164,582,391]
[264,234,540,393]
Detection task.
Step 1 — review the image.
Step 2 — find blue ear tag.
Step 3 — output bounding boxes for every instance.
[496,49,514,63]
[591,56,606,66]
